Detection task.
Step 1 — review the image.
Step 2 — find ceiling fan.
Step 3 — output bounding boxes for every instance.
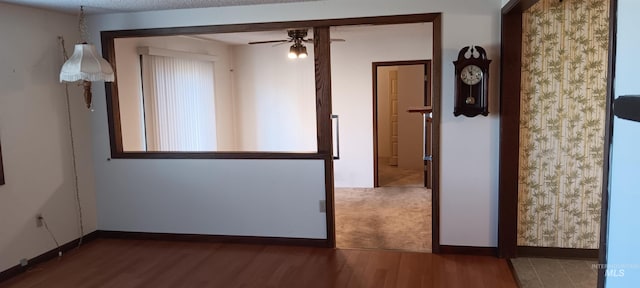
[248,28,345,46]
[248,29,345,59]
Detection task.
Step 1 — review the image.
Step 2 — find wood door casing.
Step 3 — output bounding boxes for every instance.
[373,61,432,188]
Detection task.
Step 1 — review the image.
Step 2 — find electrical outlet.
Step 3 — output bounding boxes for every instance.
[36,214,43,228]
[319,200,326,213]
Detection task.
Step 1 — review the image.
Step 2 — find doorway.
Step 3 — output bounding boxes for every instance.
[373,61,431,188]
[501,0,613,286]
[330,23,435,253]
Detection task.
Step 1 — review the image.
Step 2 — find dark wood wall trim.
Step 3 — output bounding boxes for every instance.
[518,246,599,259]
[498,0,540,259]
[101,12,441,251]
[431,14,442,254]
[0,231,100,284]
[0,137,4,185]
[101,13,441,160]
[502,0,540,14]
[101,32,121,158]
[371,60,431,67]
[105,152,327,160]
[598,0,618,287]
[314,27,336,248]
[439,245,497,256]
[98,230,328,247]
[101,14,440,39]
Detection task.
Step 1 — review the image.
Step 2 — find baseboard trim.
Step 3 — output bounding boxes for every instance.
[97,230,330,247]
[439,245,497,256]
[0,231,100,283]
[517,246,598,259]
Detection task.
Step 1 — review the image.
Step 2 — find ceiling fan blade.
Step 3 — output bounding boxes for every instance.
[248,39,289,45]
[304,38,346,43]
[273,41,291,47]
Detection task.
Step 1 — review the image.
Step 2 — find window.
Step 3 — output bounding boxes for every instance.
[111,32,318,157]
[141,53,217,151]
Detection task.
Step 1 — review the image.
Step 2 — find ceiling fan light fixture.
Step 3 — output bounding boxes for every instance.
[288,45,298,59]
[288,43,307,59]
[298,45,308,58]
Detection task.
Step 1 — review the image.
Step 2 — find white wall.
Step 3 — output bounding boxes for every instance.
[397,65,425,170]
[89,0,502,247]
[232,43,317,152]
[95,159,326,237]
[606,0,640,286]
[0,3,97,272]
[439,13,501,247]
[115,36,236,151]
[331,23,433,187]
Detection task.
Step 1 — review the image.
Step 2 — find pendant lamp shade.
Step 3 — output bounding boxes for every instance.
[60,43,114,83]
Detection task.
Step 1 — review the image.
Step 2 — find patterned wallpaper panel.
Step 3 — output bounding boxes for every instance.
[518,0,609,249]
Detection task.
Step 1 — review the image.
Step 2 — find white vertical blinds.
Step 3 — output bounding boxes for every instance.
[141,54,217,151]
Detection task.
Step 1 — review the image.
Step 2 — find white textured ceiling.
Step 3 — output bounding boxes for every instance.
[2,0,320,14]
[191,23,430,45]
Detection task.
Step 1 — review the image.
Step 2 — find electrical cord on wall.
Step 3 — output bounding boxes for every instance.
[40,215,62,257]
[58,36,86,248]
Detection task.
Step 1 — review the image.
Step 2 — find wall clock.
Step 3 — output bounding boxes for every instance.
[453,46,491,117]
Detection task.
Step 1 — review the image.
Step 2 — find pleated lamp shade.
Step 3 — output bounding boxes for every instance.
[60,43,114,83]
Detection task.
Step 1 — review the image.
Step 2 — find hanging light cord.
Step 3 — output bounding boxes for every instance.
[58,36,86,248]
[78,6,89,43]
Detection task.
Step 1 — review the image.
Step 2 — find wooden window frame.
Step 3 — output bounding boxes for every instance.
[102,14,439,161]
[102,13,442,250]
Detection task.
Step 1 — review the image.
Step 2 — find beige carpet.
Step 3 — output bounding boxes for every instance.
[378,157,424,187]
[335,186,432,252]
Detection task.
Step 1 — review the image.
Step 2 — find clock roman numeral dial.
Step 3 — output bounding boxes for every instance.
[460,65,483,85]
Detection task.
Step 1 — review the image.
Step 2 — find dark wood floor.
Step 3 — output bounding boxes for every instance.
[1,239,517,288]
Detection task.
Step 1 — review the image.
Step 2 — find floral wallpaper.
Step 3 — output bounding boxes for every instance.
[518,0,609,248]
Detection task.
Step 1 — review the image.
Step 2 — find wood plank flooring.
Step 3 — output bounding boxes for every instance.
[0,239,517,288]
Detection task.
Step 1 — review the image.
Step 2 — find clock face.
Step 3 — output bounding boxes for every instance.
[460,65,483,85]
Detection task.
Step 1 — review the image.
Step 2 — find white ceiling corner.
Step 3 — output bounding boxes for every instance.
[2,0,323,14]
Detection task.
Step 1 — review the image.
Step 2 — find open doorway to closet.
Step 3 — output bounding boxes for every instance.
[331,23,435,253]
